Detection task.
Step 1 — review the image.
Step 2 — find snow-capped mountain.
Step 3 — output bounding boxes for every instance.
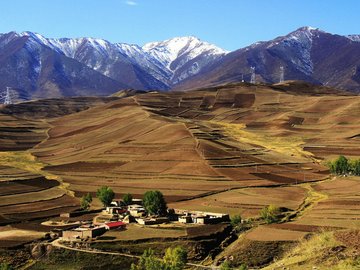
[0,31,125,100]
[347,35,360,42]
[6,32,227,95]
[177,27,360,93]
[143,36,228,83]
[1,27,360,101]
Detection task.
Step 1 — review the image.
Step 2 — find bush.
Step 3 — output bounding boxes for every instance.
[80,193,92,210]
[230,214,242,227]
[143,190,167,216]
[96,186,115,207]
[230,214,243,232]
[260,205,281,224]
[123,193,133,205]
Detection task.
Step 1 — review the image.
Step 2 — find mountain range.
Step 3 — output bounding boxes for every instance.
[0,27,359,101]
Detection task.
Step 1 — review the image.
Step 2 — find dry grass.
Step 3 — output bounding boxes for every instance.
[98,223,186,241]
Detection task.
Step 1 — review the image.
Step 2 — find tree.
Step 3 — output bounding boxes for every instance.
[350,159,360,176]
[131,249,165,270]
[163,246,187,270]
[328,155,350,175]
[96,186,115,207]
[80,193,92,210]
[131,247,187,270]
[260,205,281,224]
[123,193,133,205]
[143,190,167,215]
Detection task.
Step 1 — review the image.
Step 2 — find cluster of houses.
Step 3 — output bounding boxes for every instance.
[60,199,229,241]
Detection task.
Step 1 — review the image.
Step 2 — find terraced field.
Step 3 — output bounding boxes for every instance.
[0,97,119,239]
[0,82,359,253]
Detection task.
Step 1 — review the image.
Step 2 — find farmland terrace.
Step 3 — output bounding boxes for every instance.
[0,81,359,267]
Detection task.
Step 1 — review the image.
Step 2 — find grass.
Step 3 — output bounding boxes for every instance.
[97,224,187,241]
[0,151,45,176]
[263,230,359,270]
[0,151,74,195]
[208,121,313,160]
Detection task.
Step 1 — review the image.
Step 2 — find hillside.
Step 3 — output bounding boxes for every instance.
[0,82,359,268]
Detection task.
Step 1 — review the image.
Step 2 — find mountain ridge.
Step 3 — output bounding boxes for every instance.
[1,27,360,101]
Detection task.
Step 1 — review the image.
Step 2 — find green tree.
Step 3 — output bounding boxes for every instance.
[123,193,133,205]
[328,155,350,175]
[350,159,360,176]
[80,193,92,210]
[131,249,165,270]
[96,186,115,207]
[260,204,281,224]
[163,246,187,270]
[143,190,167,215]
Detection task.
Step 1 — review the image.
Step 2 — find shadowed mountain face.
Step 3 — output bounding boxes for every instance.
[0,32,226,101]
[175,27,360,93]
[0,32,127,100]
[0,27,360,101]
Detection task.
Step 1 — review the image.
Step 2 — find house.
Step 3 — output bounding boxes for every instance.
[105,206,127,215]
[62,226,106,240]
[175,209,230,224]
[128,204,146,217]
[105,221,126,230]
[178,214,192,223]
[136,217,169,225]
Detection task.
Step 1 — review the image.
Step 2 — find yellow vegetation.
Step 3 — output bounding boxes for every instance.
[0,151,72,194]
[264,231,360,270]
[209,121,313,160]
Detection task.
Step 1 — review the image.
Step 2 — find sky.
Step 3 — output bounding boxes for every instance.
[0,0,359,51]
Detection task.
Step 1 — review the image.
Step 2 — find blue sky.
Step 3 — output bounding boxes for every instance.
[0,0,359,51]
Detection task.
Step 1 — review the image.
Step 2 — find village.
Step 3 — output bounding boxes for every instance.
[43,189,230,243]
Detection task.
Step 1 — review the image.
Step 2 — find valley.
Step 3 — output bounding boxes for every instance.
[0,81,359,269]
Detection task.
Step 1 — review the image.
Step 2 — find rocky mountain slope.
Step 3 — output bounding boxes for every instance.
[0,27,360,101]
[0,32,226,100]
[176,27,360,93]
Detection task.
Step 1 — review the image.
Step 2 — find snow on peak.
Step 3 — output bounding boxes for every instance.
[347,35,360,42]
[143,36,227,71]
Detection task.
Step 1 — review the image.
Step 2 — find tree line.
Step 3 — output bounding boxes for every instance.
[327,155,360,176]
[80,186,167,216]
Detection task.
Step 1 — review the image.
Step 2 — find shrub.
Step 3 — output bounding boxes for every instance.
[230,214,242,227]
[96,186,115,207]
[260,205,281,224]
